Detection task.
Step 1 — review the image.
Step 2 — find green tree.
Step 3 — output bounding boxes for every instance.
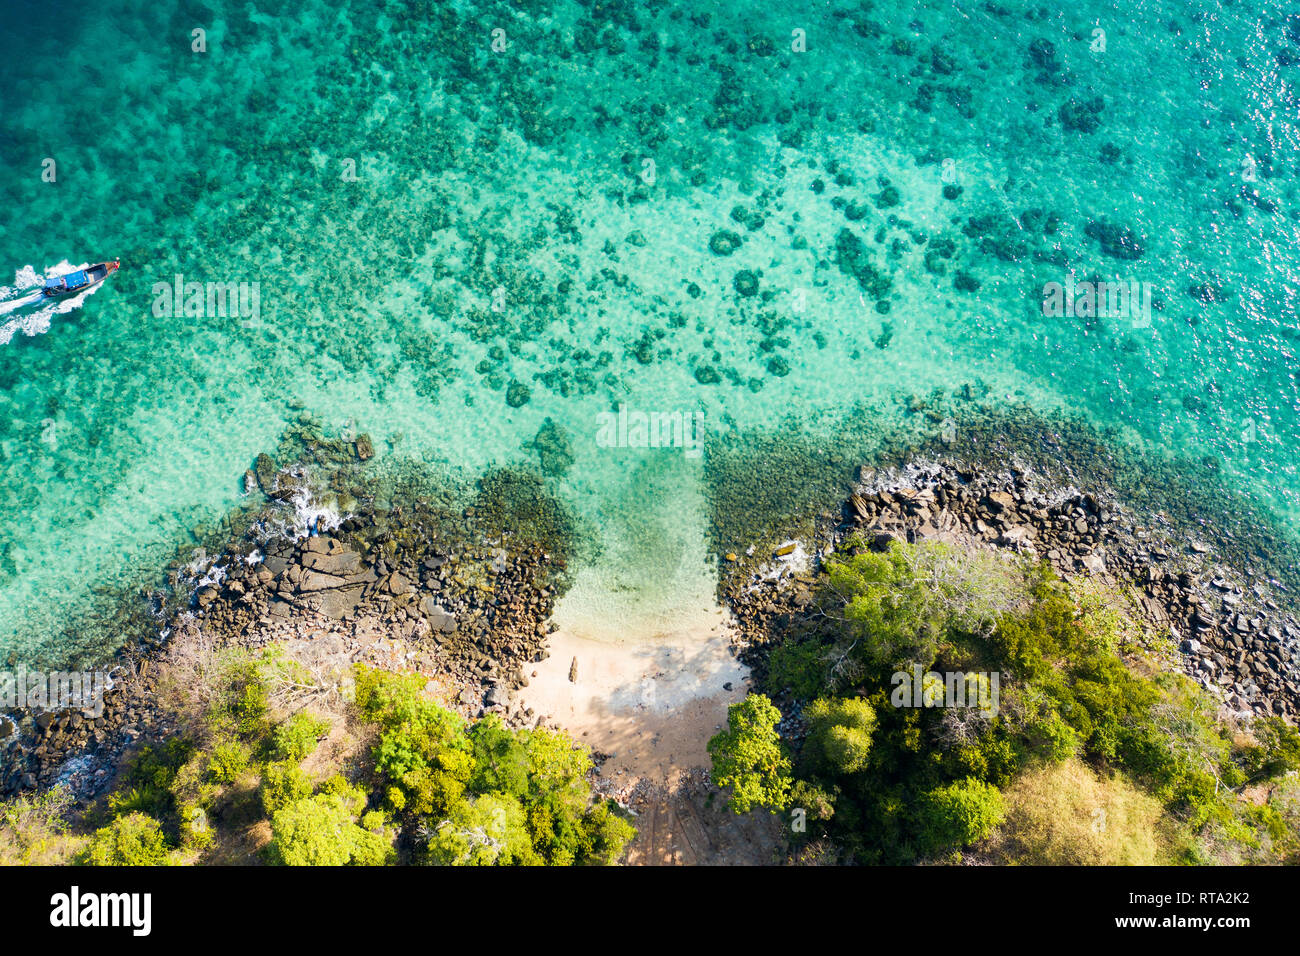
[426,793,539,866]
[262,760,314,816]
[914,777,1006,852]
[575,800,637,866]
[355,666,474,816]
[355,666,636,863]
[803,697,877,776]
[467,714,532,798]
[709,694,793,813]
[268,793,395,866]
[80,812,170,866]
[466,717,625,865]
[518,726,596,864]
[827,539,1025,672]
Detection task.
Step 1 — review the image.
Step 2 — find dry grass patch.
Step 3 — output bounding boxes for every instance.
[986,757,1173,865]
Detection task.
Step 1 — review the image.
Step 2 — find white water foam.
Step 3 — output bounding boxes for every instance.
[0,261,108,344]
[251,466,348,543]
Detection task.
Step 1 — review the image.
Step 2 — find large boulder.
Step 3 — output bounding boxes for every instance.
[420,598,457,633]
[302,549,363,576]
[298,570,351,592]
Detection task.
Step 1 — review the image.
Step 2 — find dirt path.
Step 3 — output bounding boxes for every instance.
[621,777,788,866]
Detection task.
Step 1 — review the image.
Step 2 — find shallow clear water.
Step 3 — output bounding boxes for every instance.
[2,0,1298,665]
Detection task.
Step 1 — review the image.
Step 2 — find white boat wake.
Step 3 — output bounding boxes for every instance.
[0,261,107,345]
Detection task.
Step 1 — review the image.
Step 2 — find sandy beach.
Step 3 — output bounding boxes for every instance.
[518,613,750,784]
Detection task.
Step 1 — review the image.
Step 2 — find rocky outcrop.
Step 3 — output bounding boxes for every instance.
[0,665,174,801]
[725,459,1300,723]
[184,517,559,712]
[1,508,563,801]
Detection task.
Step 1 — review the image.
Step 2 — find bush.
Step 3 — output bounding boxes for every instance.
[0,786,79,865]
[1006,686,1079,762]
[202,651,272,741]
[789,779,837,825]
[261,760,314,816]
[168,751,217,815]
[178,802,214,853]
[1067,578,1145,654]
[318,774,367,816]
[1241,717,1300,782]
[207,739,252,784]
[914,778,1006,852]
[1264,774,1300,864]
[708,694,793,813]
[268,793,394,866]
[1119,677,1230,823]
[107,739,195,818]
[273,712,331,762]
[767,639,831,699]
[80,813,170,866]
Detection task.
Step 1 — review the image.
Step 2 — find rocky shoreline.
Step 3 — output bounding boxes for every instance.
[1,440,576,800]
[725,458,1300,724]
[5,447,1300,805]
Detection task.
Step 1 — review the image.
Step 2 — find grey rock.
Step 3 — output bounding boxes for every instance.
[420,598,457,632]
[302,550,362,576]
[1079,553,1106,575]
[298,570,350,592]
[301,586,366,619]
[303,536,335,554]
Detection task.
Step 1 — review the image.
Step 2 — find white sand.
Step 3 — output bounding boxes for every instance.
[518,615,750,785]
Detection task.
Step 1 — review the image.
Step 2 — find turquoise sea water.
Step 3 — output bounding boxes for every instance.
[1,0,1298,666]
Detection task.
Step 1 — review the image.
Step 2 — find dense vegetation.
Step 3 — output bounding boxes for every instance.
[2,650,633,866]
[711,537,1300,864]
[354,666,633,865]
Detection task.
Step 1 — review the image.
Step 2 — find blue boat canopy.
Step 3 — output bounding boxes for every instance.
[62,270,88,287]
[43,276,63,288]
